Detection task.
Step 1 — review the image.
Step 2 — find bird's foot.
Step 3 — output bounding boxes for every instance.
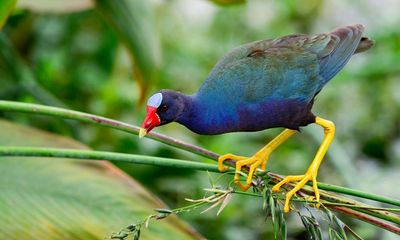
[271,117,334,213]
[218,129,297,192]
[271,170,319,213]
[218,153,267,191]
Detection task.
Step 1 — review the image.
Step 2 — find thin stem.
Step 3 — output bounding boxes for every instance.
[233,190,400,212]
[267,172,400,207]
[0,100,399,208]
[206,188,400,234]
[268,173,400,226]
[331,206,400,235]
[316,182,400,207]
[0,146,227,173]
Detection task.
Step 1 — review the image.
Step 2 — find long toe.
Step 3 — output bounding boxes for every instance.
[272,173,319,212]
[272,175,304,192]
[218,153,247,172]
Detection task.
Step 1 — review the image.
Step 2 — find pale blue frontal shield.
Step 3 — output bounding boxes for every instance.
[147,93,163,107]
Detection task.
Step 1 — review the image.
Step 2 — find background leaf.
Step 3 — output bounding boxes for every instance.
[0,0,16,29]
[95,0,161,103]
[0,119,202,240]
[209,0,246,5]
[17,0,93,13]
[0,34,68,108]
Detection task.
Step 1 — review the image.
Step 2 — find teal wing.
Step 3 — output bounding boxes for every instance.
[197,25,366,105]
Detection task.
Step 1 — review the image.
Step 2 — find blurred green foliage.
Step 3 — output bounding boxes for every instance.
[0,0,399,239]
[0,0,16,29]
[0,119,200,240]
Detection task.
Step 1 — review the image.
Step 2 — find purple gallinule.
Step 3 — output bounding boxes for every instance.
[140,24,373,212]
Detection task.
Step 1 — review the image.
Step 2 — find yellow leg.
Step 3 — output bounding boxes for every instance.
[218,129,297,191]
[272,117,335,212]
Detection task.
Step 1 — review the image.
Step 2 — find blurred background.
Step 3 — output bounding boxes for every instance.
[1,0,399,239]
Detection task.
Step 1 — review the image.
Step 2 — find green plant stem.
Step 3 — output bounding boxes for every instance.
[0,101,399,206]
[316,182,400,207]
[0,146,226,173]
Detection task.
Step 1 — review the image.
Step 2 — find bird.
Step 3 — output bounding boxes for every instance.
[139,24,374,212]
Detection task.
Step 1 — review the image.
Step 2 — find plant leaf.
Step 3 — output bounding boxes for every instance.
[278,203,286,240]
[269,192,276,224]
[280,218,287,240]
[0,119,202,239]
[200,198,223,214]
[209,0,246,6]
[17,0,92,13]
[207,171,215,188]
[328,228,336,240]
[217,193,231,216]
[333,215,347,240]
[0,34,69,108]
[0,0,16,29]
[344,225,364,240]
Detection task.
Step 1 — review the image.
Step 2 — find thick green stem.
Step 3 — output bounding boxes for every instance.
[0,147,224,173]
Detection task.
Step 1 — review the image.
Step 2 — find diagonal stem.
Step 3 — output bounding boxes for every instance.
[331,206,400,235]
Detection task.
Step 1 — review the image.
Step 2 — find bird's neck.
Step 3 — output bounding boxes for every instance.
[176,94,236,135]
[175,94,195,127]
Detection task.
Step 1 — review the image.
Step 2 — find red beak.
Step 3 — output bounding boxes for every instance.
[139,106,161,138]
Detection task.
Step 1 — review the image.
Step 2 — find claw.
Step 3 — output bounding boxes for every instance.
[218,153,264,190]
[218,129,298,193]
[234,179,252,191]
[218,154,246,172]
[272,172,320,213]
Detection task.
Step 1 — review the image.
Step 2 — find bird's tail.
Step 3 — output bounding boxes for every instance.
[354,37,375,54]
[319,24,373,83]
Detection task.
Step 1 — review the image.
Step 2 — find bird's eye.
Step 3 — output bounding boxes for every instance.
[159,105,168,112]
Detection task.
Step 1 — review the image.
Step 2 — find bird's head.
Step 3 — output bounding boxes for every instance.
[139,90,187,137]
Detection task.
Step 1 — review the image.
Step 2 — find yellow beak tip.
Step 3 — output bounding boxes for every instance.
[139,128,147,138]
